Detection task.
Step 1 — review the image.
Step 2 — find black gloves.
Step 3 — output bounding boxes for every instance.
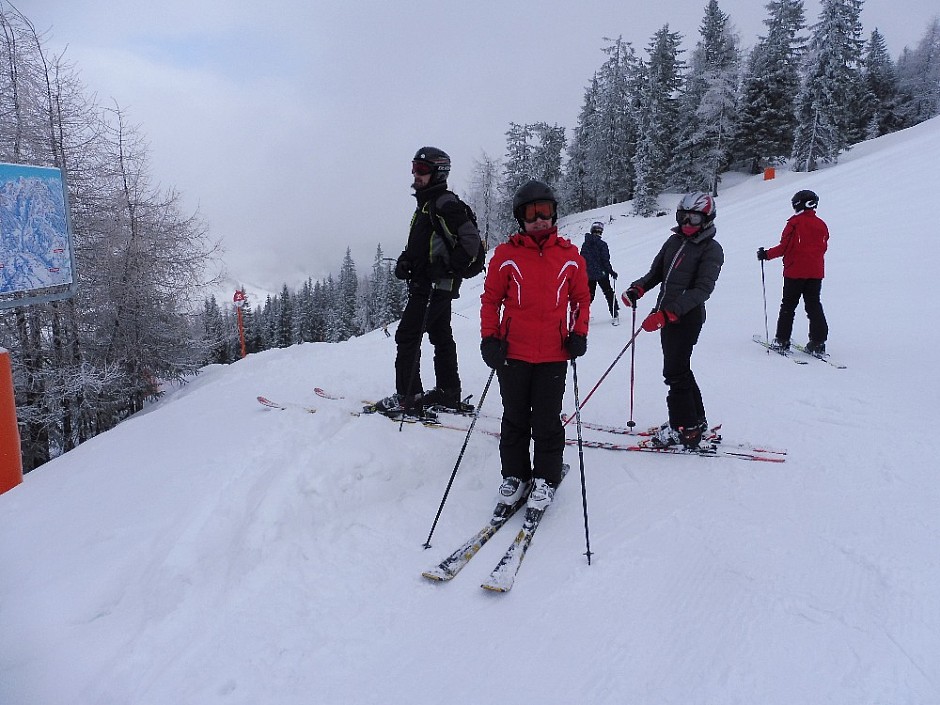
[394,257,412,280]
[480,336,507,369]
[565,333,588,359]
[610,270,618,279]
[757,247,768,261]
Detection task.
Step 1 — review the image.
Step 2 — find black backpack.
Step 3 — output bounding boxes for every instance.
[428,193,487,278]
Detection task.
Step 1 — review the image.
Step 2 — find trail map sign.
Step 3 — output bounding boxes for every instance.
[0,162,77,309]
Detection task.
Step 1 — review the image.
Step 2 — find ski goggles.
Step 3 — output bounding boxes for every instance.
[677,210,704,226]
[522,201,555,223]
[411,160,434,176]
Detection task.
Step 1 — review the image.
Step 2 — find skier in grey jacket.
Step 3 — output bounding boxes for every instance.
[620,192,724,449]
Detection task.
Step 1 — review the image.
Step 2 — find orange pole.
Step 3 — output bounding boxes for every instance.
[0,349,24,495]
[237,308,246,358]
[233,289,247,358]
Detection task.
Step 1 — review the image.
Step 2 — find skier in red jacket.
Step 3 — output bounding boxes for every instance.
[480,180,590,511]
[758,189,830,355]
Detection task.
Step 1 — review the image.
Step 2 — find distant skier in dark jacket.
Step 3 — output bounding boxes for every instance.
[620,192,724,450]
[757,189,830,356]
[580,221,620,325]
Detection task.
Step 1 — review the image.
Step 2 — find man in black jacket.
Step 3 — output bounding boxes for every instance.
[374,147,481,415]
[620,192,724,449]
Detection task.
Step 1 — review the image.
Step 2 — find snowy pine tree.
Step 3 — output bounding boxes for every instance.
[859,29,901,138]
[791,0,866,171]
[633,25,685,216]
[668,0,741,194]
[735,0,806,172]
[895,18,940,128]
[594,37,641,205]
[561,75,603,213]
[466,151,502,246]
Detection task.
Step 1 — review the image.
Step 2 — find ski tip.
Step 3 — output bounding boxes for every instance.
[481,582,511,593]
[421,570,452,582]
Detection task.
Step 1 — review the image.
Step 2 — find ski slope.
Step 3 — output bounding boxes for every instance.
[2,118,939,704]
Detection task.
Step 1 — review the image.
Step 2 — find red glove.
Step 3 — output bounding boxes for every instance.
[641,310,678,332]
[620,286,643,308]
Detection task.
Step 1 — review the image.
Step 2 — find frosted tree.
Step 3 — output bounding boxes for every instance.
[561,75,603,213]
[594,37,641,205]
[275,284,292,347]
[859,29,901,138]
[202,296,229,364]
[735,0,806,172]
[895,18,940,127]
[498,122,565,234]
[529,122,567,189]
[335,248,359,341]
[791,0,866,171]
[633,25,685,216]
[2,5,217,468]
[497,122,535,235]
[669,0,741,194]
[465,151,502,245]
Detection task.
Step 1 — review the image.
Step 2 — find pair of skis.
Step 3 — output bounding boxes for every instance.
[259,391,784,462]
[255,387,352,414]
[752,335,846,368]
[423,466,569,593]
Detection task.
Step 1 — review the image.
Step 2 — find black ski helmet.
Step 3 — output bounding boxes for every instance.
[791,189,819,212]
[590,221,604,234]
[413,146,451,187]
[512,180,558,227]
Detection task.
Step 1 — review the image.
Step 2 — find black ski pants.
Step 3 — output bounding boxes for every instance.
[660,305,706,430]
[394,288,460,397]
[496,360,567,486]
[775,277,828,345]
[589,277,619,318]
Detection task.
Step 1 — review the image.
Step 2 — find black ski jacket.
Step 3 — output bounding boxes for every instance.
[398,183,480,298]
[631,225,724,318]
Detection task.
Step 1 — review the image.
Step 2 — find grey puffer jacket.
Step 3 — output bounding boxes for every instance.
[630,225,724,318]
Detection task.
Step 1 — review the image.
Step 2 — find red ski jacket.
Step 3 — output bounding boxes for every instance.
[481,227,590,364]
[765,209,829,279]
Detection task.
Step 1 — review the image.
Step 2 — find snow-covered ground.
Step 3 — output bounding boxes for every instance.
[2,118,939,705]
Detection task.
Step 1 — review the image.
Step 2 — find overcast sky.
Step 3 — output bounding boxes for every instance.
[15,0,939,292]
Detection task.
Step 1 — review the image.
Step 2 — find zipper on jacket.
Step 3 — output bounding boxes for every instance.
[656,241,687,311]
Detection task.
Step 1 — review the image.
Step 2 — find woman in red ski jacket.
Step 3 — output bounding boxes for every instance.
[479,180,590,511]
[758,189,830,354]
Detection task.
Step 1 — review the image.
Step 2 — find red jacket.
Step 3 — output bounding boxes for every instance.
[765,209,829,279]
[481,227,590,364]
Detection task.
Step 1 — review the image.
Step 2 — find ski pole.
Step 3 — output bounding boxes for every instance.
[570,358,593,565]
[400,289,434,432]
[760,259,770,347]
[423,367,497,549]
[627,305,637,431]
[611,274,618,321]
[562,324,642,426]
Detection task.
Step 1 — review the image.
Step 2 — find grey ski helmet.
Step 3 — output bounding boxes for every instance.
[590,221,604,234]
[676,192,717,228]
